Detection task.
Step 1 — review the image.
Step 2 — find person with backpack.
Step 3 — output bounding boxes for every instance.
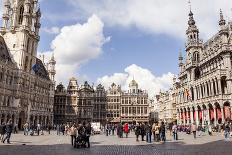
[172,122,178,141]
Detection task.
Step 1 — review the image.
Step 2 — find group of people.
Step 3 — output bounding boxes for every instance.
[23,122,53,136]
[68,122,92,148]
[104,122,167,143]
[0,119,13,144]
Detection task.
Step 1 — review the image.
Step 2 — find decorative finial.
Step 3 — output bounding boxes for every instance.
[188,0,192,12]
[219,9,226,26]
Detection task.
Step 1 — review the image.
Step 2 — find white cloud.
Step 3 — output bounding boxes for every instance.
[68,0,232,39]
[42,26,60,34]
[97,64,174,98]
[40,14,110,84]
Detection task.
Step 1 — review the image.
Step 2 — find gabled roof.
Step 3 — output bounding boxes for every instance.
[34,58,50,80]
[0,35,13,63]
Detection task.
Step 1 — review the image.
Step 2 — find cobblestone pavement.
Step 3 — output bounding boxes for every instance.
[0,131,232,155]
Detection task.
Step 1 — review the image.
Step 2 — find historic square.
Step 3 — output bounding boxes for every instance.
[0,0,232,155]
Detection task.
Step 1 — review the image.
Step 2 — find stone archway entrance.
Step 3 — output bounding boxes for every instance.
[18,111,26,130]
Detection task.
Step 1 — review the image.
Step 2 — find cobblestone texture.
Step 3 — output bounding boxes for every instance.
[0,131,232,155]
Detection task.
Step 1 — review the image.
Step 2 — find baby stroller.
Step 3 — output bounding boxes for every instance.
[74,134,87,148]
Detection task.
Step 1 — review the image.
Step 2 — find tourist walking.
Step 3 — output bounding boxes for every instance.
[140,123,145,141]
[117,123,123,138]
[208,124,212,136]
[145,122,152,143]
[65,124,69,136]
[85,122,92,148]
[23,122,29,136]
[69,124,77,146]
[112,124,115,135]
[13,123,18,134]
[123,123,129,138]
[224,124,230,139]
[2,119,13,144]
[191,122,197,139]
[152,122,156,141]
[61,124,65,135]
[160,122,166,142]
[56,124,61,135]
[0,122,6,142]
[197,124,202,136]
[37,123,41,136]
[135,123,141,142]
[172,122,178,141]
[154,122,160,142]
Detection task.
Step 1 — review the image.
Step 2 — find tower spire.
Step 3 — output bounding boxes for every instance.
[219,9,226,26]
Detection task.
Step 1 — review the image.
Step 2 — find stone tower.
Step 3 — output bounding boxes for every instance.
[185,9,203,82]
[0,0,41,72]
[47,53,56,83]
[129,79,138,94]
[185,10,203,65]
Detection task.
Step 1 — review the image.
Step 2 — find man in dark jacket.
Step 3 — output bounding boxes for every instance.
[160,122,166,142]
[140,123,146,141]
[0,122,6,142]
[3,119,13,144]
[85,122,92,148]
[145,122,152,143]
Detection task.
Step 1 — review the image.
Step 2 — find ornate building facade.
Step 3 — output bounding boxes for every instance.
[176,9,232,126]
[54,83,66,125]
[54,78,107,125]
[120,80,149,123]
[106,83,121,123]
[155,79,177,123]
[54,79,149,124]
[0,0,55,129]
[93,84,107,124]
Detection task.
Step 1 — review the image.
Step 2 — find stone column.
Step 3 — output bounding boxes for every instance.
[221,106,225,123]
[215,79,219,95]
[206,108,210,125]
[218,79,222,95]
[213,107,217,126]
[193,87,197,101]
[190,109,194,124]
[211,81,214,96]
[183,111,186,125]
[199,85,202,99]
[196,109,199,126]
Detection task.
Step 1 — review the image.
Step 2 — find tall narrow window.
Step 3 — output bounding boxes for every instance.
[24,56,28,71]
[18,6,24,25]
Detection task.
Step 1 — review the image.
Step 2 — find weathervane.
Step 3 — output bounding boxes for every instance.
[188,0,192,11]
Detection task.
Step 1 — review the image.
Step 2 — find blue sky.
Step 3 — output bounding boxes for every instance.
[1,0,232,97]
[38,0,184,82]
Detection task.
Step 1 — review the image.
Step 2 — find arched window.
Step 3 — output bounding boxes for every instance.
[18,6,24,25]
[194,67,201,80]
[193,51,200,63]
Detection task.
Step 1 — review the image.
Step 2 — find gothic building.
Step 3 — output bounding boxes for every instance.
[176,9,232,126]
[0,0,55,129]
[54,78,107,124]
[93,84,107,124]
[54,78,149,124]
